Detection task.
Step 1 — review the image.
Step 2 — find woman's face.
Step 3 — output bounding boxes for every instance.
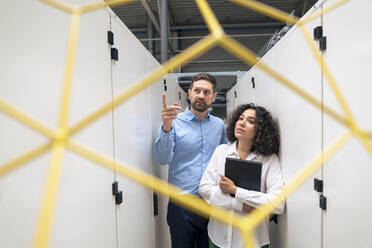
[234,108,257,141]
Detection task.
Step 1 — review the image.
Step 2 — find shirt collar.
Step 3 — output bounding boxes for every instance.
[226,141,258,160]
[184,106,211,121]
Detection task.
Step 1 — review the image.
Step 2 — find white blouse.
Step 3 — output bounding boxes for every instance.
[199,141,285,248]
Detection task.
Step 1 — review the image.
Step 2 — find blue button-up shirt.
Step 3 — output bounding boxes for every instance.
[154,107,228,195]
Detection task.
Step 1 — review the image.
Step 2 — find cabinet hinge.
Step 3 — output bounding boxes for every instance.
[115,191,123,205]
[112,181,118,195]
[319,36,327,51]
[164,79,167,91]
[314,178,323,193]
[313,26,323,40]
[111,47,118,61]
[107,31,114,45]
[153,193,159,216]
[320,195,327,210]
[112,181,123,205]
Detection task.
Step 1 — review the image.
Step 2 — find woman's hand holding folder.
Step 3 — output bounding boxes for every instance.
[219,174,237,195]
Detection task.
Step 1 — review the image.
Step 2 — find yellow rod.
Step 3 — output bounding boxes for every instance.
[299,0,350,26]
[32,143,65,248]
[39,0,74,14]
[58,14,80,129]
[241,229,255,248]
[357,135,372,157]
[230,0,299,25]
[67,139,245,229]
[218,36,347,126]
[0,142,52,177]
[0,98,54,138]
[194,0,224,38]
[78,0,135,14]
[247,130,353,229]
[69,35,218,135]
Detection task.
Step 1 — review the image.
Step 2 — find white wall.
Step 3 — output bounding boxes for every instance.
[229,0,372,247]
[0,1,176,247]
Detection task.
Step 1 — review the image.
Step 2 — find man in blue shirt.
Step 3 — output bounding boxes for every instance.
[154,73,228,248]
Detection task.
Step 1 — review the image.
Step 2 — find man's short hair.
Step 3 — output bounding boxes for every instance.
[190,73,217,92]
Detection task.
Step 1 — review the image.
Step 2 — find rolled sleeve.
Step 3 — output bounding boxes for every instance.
[233,155,285,214]
[231,197,243,211]
[154,126,175,165]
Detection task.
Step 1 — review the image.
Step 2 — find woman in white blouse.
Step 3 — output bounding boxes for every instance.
[199,103,285,248]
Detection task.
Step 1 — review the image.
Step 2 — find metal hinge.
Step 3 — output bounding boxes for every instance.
[115,192,123,205]
[319,36,327,51]
[164,79,167,91]
[112,181,118,195]
[251,77,255,88]
[313,26,323,40]
[314,178,323,193]
[153,193,158,216]
[234,90,237,98]
[313,26,326,51]
[112,181,123,205]
[319,195,327,210]
[111,47,118,61]
[107,31,114,45]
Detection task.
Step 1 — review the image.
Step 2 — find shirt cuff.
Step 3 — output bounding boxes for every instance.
[231,198,243,211]
[235,187,244,200]
[160,126,172,136]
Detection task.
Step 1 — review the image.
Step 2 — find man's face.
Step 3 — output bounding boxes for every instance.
[188,80,217,113]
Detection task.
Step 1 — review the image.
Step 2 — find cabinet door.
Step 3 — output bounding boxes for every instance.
[148,55,172,248]
[0,1,117,247]
[322,0,372,247]
[252,6,323,247]
[111,16,155,248]
[51,8,117,248]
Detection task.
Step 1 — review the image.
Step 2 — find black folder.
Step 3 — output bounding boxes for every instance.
[225,157,262,192]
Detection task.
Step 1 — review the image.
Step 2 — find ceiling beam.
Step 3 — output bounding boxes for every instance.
[140,0,175,55]
[294,0,310,16]
[140,0,161,34]
[131,22,283,33]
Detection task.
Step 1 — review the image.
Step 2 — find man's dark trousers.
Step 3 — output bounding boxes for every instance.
[167,201,209,248]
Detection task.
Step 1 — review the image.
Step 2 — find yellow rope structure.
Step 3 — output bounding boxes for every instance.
[0,0,370,247]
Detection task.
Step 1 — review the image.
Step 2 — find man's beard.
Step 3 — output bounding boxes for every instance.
[191,100,210,112]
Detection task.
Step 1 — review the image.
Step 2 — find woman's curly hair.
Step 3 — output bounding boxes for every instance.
[226,103,280,156]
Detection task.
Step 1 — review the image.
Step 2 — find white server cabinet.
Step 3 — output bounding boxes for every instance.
[234,0,372,247]
[110,14,155,248]
[176,84,188,110]
[151,73,188,248]
[322,0,372,247]
[269,10,323,248]
[226,84,237,118]
[148,63,172,248]
[234,3,324,247]
[152,75,188,248]
[51,9,117,248]
[0,1,117,247]
[0,1,165,247]
[235,70,255,107]
[163,76,187,109]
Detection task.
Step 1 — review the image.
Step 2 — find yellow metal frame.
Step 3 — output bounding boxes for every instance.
[0,0,370,247]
